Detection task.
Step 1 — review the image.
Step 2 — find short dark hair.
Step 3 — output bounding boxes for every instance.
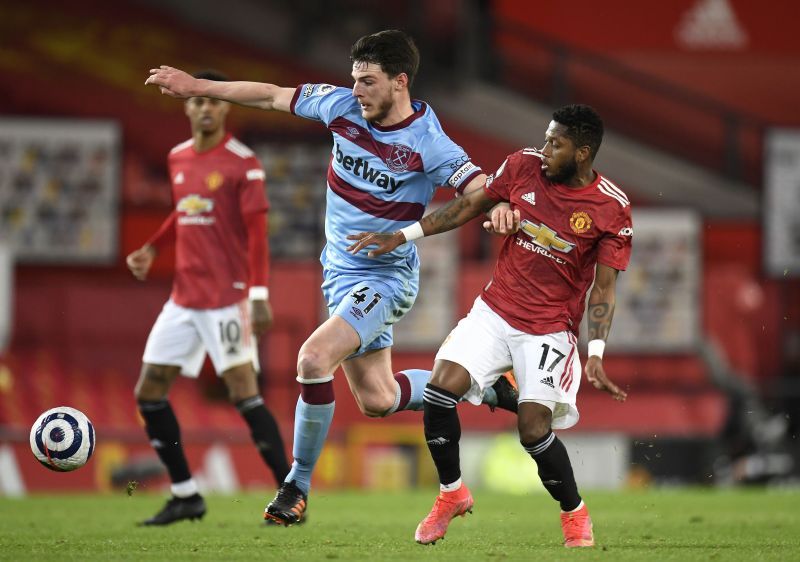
[350,30,420,87]
[552,104,604,159]
[192,69,229,81]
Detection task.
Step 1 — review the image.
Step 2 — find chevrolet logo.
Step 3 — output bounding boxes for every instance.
[177,194,214,215]
[520,220,575,253]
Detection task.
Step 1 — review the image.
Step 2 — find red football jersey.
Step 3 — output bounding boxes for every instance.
[167,133,268,309]
[481,148,633,336]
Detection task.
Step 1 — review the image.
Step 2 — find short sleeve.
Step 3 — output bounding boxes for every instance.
[424,135,482,193]
[483,152,519,203]
[597,204,633,271]
[290,84,356,126]
[239,156,269,215]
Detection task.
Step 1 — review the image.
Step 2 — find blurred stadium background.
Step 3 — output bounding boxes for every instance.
[1,0,799,498]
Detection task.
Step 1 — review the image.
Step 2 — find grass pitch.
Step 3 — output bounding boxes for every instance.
[0,488,798,561]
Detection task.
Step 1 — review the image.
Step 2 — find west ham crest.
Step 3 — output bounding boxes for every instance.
[386,143,412,172]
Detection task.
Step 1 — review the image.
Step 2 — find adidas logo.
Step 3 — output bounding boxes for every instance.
[522,192,536,206]
[426,437,449,446]
[541,479,562,486]
[676,0,747,49]
[539,375,554,389]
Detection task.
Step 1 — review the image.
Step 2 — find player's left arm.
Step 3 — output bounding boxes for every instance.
[584,263,627,401]
[244,211,273,337]
[346,184,498,257]
[461,175,520,235]
[240,163,273,337]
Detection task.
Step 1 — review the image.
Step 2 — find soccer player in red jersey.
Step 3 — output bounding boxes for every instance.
[348,104,631,547]
[127,70,290,526]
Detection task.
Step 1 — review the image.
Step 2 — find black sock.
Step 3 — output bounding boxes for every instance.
[522,431,581,511]
[237,396,290,484]
[423,384,462,486]
[137,400,191,484]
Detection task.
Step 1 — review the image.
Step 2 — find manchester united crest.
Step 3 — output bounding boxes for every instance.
[205,171,224,191]
[386,143,412,173]
[569,211,592,234]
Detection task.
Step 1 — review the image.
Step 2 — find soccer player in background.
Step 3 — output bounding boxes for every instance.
[348,105,631,547]
[127,70,290,526]
[145,30,518,526]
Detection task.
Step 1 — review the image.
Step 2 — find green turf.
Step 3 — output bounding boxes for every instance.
[0,488,798,561]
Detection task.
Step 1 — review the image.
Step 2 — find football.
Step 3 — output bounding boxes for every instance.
[29,406,96,472]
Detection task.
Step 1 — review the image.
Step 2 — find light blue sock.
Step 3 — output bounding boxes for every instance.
[398,368,430,411]
[285,397,335,495]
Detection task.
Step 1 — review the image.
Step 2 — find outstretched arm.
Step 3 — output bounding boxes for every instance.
[460,174,520,236]
[145,66,296,112]
[347,183,499,257]
[584,263,627,401]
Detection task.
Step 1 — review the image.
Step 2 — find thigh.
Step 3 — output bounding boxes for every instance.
[142,300,205,376]
[435,297,513,406]
[510,330,581,429]
[299,315,362,377]
[341,346,395,402]
[195,300,255,377]
[323,270,418,357]
[510,331,579,399]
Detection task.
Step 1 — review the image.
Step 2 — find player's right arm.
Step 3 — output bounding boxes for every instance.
[145,66,295,112]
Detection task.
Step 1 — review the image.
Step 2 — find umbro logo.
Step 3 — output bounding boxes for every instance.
[540,375,554,388]
[522,192,536,206]
[426,437,449,446]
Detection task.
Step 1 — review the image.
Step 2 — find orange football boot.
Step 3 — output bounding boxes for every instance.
[560,503,594,547]
[415,485,474,545]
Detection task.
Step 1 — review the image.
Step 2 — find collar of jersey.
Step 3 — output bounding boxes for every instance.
[192,132,232,155]
[370,100,428,132]
[548,168,603,195]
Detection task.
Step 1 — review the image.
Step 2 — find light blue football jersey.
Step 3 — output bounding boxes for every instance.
[291,84,482,274]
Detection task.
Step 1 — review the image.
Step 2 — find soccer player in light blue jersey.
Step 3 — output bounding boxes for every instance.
[146,29,518,526]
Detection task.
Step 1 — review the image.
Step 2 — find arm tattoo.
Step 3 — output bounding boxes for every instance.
[587,302,614,341]
[419,194,486,235]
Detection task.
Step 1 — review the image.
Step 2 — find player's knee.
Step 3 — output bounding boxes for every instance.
[356,393,395,418]
[134,365,174,401]
[518,418,552,444]
[222,364,257,404]
[296,348,331,380]
[226,384,251,405]
[428,360,471,395]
